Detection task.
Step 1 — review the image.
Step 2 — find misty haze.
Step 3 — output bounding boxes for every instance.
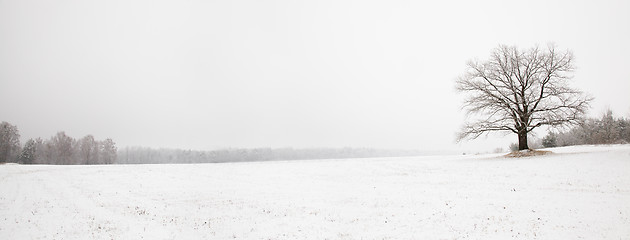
[1,0,629,239]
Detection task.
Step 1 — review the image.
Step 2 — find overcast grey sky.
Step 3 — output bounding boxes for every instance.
[1,0,629,152]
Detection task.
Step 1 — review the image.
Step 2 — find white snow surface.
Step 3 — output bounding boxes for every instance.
[1,145,629,239]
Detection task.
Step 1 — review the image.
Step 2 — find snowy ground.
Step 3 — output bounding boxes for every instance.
[1,145,629,239]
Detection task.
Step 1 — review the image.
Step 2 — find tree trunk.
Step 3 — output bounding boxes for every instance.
[518,130,529,150]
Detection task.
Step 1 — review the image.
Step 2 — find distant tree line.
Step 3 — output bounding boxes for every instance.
[2,121,429,165]
[117,146,427,164]
[541,110,630,148]
[0,121,116,164]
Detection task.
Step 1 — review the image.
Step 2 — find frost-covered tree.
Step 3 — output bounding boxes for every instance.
[78,135,99,164]
[98,139,117,164]
[0,121,21,163]
[51,132,76,164]
[38,140,55,164]
[456,44,592,150]
[19,138,37,164]
[541,132,557,148]
[619,117,630,143]
[31,138,46,164]
[593,110,618,144]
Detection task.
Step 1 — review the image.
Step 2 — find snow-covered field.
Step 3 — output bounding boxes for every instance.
[1,145,629,239]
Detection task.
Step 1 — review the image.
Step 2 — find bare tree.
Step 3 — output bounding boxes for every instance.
[0,121,21,163]
[456,44,592,150]
[78,135,98,164]
[98,139,117,164]
[52,131,76,164]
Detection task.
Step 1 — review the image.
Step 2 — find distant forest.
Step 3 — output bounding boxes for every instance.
[541,110,630,148]
[0,126,116,165]
[0,121,425,164]
[2,110,629,164]
[117,146,426,164]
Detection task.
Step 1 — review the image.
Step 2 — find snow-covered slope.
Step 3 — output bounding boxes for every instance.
[1,145,629,239]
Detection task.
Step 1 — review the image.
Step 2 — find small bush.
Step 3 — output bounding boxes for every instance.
[509,143,519,152]
[542,132,557,148]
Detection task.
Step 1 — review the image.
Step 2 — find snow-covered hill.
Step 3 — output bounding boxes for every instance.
[1,145,629,239]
